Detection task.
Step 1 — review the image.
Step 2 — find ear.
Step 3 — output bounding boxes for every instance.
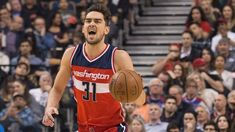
[104,26,110,35]
[82,25,85,34]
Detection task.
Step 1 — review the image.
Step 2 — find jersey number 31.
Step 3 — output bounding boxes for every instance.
[82,82,96,101]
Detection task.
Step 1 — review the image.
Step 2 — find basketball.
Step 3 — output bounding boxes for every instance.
[109,69,143,103]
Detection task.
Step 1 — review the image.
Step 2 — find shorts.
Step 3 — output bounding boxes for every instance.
[78,122,127,132]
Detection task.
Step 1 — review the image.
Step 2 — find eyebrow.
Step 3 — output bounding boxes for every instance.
[85,18,103,21]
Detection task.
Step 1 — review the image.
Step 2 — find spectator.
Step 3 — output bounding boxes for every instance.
[152,44,181,75]
[0,35,9,85]
[222,5,235,32]
[211,94,229,121]
[5,16,25,58]
[145,103,168,132]
[167,63,186,90]
[0,7,13,30]
[47,11,69,76]
[200,47,215,72]
[0,94,39,132]
[12,79,43,123]
[9,0,22,17]
[183,78,207,109]
[211,20,235,53]
[216,37,235,72]
[168,85,194,127]
[146,78,164,108]
[211,55,234,91]
[21,0,41,28]
[32,16,55,61]
[11,39,45,74]
[227,90,235,131]
[195,105,210,131]
[180,31,201,62]
[188,71,218,111]
[157,71,171,94]
[199,0,221,36]
[29,72,52,107]
[123,102,137,119]
[0,78,15,111]
[216,115,230,132]
[129,115,146,132]
[193,58,224,93]
[188,22,211,50]
[166,122,180,132]
[181,111,202,132]
[186,6,212,39]
[203,121,219,132]
[160,96,179,123]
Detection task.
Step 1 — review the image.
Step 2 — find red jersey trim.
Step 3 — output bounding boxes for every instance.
[69,45,79,68]
[83,43,109,62]
[112,48,117,73]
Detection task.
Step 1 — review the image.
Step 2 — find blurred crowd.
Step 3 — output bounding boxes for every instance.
[1,0,235,132]
[0,0,137,131]
[127,0,235,132]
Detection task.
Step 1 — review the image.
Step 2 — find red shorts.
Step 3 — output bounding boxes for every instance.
[78,123,127,132]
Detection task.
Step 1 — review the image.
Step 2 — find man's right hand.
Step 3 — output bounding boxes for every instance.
[42,107,59,127]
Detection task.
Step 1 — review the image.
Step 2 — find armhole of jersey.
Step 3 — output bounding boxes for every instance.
[69,45,79,68]
[111,47,118,74]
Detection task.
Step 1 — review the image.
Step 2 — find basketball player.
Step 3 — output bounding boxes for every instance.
[42,4,143,132]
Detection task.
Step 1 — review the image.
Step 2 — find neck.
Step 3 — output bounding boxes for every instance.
[165,110,174,118]
[150,94,161,100]
[216,68,224,75]
[220,129,227,132]
[183,46,191,52]
[85,42,106,60]
[216,107,226,114]
[150,119,160,124]
[198,119,207,125]
[186,94,196,100]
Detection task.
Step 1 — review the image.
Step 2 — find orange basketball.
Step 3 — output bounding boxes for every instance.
[109,69,143,103]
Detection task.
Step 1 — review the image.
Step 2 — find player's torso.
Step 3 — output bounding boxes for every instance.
[70,44,124,126]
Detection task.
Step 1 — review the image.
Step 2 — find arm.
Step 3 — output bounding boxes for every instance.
[42,47,74,127]
[152,52,175,75]
[201,72,224,92]
[114,50,134,71]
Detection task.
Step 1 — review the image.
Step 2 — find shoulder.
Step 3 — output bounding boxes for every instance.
[113,49,134,71]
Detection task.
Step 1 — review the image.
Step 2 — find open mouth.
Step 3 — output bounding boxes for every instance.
[88,31,96,35]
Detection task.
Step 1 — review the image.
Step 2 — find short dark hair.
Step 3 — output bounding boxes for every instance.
[203,121,219,131]
[86,4,111,25]
[167,122,180,132]
[165,95,177,104]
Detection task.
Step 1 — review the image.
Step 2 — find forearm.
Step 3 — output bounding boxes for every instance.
[152,59,168,75]
[205,77,224,92]
[46,87,65,108]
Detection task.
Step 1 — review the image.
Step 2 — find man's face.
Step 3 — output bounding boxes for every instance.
[15,64,28,76]
[189,24,201,37]
[124,103,136,114]
[11,0,22,12]
[183,113,196,128]
[34,18,45,32]
[149,79,163,96]
[168,45,180,59]
[186,82,198,97]
[14,97,27,109]
[214,95,226,110]
[204,125,216,132]
[19,42,32,55]
[164,99,177,113]
[217,43,229,56]
[182,33,193,48]
[195,106,208,122]
[82,11,109,45]
[148,104,161,120]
